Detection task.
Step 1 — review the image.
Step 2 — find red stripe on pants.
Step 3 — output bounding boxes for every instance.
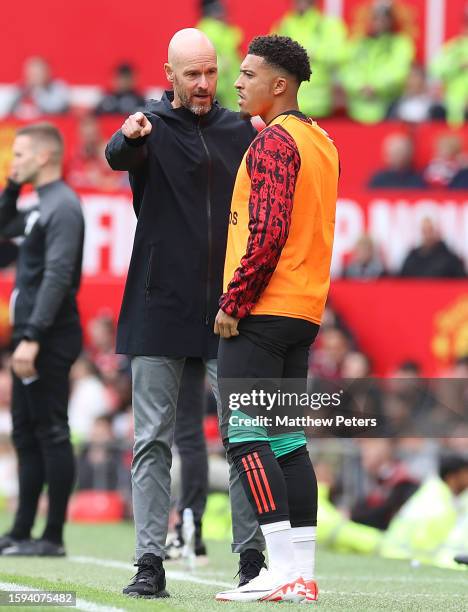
[242,456,264,514]
[253,452,276,511]
[247,453,270,513]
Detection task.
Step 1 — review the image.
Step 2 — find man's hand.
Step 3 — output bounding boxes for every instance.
[12,340,40,379]
[214,309,240,339]
[121,112,152,139]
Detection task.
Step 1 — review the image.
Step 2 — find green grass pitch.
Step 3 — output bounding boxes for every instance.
[0,514,467,611]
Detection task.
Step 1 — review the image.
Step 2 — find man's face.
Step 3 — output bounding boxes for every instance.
[235,55,278,119]
[24,58,50,88]
[11,135,41,184]
[114,72,134,94]
[451,467,468,496]
[295,0,314,15]
[171,56,218,116]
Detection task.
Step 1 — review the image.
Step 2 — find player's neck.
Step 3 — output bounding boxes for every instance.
[262,99,299,125]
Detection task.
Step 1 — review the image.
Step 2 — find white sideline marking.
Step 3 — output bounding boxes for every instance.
[318,573,467,585]
[70,556,233,588]
[0,581,125,612]
[71,555,467,587]
[69,555,465,599]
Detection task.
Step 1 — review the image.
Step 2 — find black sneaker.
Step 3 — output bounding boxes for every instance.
[0,535,20,554]
[237,549,267,587]
[123,553,170,598]
[2,539,65,557]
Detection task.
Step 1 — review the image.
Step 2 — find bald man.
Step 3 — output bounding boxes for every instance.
[106,29,262,597]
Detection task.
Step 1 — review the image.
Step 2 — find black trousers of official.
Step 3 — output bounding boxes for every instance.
[174,357,209,536]
[9,328,81,544]
[218,315,319,528]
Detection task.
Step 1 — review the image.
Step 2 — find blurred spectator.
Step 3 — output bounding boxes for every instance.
[383,360,439,437]
[73,316,131,422]
[0,367,12,436]
[309,327,352,379]
[272,0,347,118]
[400,217,465,277]
[69,356,109,441]
[9,56,69,119]
[368,133,425,188]
[0,435,17,503]
[340,1,414,124]
[381,453,468,563]
[86,314,130,384]
[76,415,124,490]
[430,5,468,127]
[351,439,419,530]
[343,234,385,278]
[95,63,145,116]
[423,134,466,188]
[341,351,372,379]
[340,351,383,424]
[387,64,442,123]
[449,167,468,189]
[197,2,242,110]
[66,115,127,191]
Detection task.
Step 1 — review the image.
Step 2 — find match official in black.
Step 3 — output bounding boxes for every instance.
[0,123,84,557]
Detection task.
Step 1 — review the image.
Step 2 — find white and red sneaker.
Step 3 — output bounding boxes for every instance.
[300,579,319,603]
[215,568,306,603]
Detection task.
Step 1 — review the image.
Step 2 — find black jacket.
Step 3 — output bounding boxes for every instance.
[105,92,256,357]
[0,179,84,341]
[400,240,466,278]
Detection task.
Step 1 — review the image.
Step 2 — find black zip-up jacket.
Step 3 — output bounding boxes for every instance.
[105,91,256,358]
[0,179,84,341]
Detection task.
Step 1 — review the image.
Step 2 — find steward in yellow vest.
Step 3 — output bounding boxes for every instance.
[272,0,347,117]
[380,454,468,564]
[340,2,414,123]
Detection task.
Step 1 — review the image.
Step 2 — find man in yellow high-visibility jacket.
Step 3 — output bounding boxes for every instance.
[340,2,414,123]
[197,3,243,110]
[430,6,468,127]
[381,454,468,564]
[272,0,347,117]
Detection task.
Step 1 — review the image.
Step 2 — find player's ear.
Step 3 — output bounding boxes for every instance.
[273,76,287,96]
[164,63,174,84]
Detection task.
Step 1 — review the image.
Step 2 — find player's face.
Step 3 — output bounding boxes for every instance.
[235,55,277,120]
[11,135,40,184]
[171,57,218,116]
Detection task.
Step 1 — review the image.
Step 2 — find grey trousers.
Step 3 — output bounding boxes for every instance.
[131,356,264,559]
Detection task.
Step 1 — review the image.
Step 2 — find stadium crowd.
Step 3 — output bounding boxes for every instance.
[4,1,468,127]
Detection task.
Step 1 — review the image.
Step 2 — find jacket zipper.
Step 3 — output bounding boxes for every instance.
[145,245,154,302]
[197,120,212,326]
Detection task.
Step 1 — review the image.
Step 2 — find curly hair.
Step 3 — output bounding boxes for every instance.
[247,35,311,84]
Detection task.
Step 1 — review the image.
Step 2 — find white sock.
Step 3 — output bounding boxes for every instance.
[260,520,296,580]
[291,526,316,581]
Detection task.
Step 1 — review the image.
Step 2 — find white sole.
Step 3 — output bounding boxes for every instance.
[216,583,305,603]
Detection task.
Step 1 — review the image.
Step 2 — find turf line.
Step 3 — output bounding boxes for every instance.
[69,555,459,599]
[70,556,234,588]
[0,581,125,612]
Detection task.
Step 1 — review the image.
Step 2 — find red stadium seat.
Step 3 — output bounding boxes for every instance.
[68,490,125,523]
